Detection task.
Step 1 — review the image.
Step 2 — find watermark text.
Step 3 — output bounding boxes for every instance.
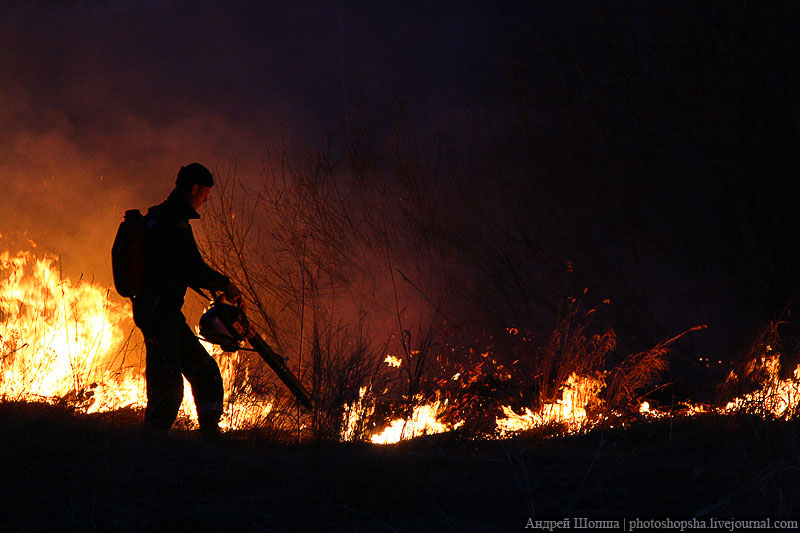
[524,517,799,531]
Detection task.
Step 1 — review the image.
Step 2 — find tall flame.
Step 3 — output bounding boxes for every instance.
[0,250,133,405]
[0,248,273,430]
[341,386,376,442]
[197,335,274,430]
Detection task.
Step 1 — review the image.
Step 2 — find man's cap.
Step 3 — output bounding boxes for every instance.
[176,163,214,188]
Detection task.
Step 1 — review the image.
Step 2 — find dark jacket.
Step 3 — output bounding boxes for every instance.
[132,189,229,329]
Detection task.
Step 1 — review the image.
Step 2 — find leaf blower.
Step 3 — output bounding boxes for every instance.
[199,300,314,411]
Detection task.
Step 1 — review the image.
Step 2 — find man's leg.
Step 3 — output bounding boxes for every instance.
[178,324,224,433]
[143,331,184,431]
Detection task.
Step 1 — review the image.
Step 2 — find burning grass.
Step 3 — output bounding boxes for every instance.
[0,249,136,408]
[3,246,800,447]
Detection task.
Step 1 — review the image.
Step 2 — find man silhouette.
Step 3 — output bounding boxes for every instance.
[132,163,243,438]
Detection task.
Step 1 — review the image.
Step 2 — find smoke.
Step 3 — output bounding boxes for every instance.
[0,4,264,283]
[0,0,499,286]
[0,2,321,285]
[0,99,262,284]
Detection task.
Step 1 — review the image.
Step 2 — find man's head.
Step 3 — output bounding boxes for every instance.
[176,163,214,210]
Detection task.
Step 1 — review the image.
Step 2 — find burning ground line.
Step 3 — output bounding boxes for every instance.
[4,247,800,441]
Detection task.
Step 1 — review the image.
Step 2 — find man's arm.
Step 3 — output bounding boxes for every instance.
[177,222,242,305]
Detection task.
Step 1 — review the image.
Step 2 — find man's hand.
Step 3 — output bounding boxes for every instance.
[224,282,246,311]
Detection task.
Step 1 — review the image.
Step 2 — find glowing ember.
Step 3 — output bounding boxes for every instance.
[496,373,604,436]
[682,402,711,416]
[370,397,463,444]
[637,401,670,419]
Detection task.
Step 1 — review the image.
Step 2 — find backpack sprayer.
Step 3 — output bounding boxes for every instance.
[198,296,314,411]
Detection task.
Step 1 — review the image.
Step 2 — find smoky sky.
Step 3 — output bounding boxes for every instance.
[0,0,510,284]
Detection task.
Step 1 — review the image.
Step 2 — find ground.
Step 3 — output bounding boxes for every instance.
[0,402,798,531]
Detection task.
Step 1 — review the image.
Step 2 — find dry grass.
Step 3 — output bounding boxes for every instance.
[605,326,707,409]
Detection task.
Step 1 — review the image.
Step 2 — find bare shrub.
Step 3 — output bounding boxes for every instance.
[199,111,466,439]
[309,308,391,440]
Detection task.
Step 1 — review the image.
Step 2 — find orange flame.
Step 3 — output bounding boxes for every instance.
[496,373,604,436]
[0,248,273,430]
[370,396,463,444]
[724,353,800,419]
[0,250,134,406]
[341,386,376,441]
[384,354,403,368]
